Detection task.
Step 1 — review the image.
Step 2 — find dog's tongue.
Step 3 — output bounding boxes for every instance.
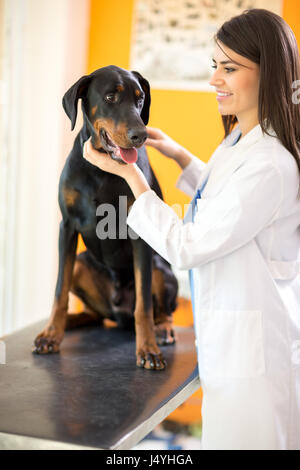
[119,147,138,164]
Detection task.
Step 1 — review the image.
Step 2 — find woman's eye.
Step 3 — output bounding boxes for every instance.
[211,65,235,73]
[105,93,118,103]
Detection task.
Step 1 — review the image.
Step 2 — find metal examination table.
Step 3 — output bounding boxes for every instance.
[0,321,200,450]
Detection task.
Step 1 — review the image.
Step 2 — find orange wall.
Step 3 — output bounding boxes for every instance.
[283,0,300,41]
[88,0,135,71]
[87,0,300,209]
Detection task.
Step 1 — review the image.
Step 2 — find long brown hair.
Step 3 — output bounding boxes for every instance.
[214,8,300,194]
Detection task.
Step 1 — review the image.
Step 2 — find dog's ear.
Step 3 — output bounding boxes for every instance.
[62,75,92,130]
[131,71,151,125]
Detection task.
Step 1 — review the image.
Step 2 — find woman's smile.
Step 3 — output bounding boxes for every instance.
[216,91,233,101]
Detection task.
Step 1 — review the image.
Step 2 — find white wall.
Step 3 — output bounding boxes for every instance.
[0,0,90,336]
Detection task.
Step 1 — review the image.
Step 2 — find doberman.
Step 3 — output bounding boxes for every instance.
[32,66,178,370]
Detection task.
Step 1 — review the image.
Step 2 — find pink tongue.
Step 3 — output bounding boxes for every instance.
[119,147,138,164]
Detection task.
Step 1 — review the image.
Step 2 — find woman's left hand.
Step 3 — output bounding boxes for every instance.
[83,137,133,179]
[83,138,151,199]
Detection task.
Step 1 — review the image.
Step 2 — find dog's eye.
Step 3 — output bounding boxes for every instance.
[104,93,118,103]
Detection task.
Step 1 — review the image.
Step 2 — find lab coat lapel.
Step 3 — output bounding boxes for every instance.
[203,145,246,196]
[201,124,275,197]
[194,125,243,193]
[194,145,224,193]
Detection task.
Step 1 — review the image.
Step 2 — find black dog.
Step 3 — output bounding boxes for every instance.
[32,66,178,370]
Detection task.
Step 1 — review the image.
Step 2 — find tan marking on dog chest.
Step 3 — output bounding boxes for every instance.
[63,187,79,208]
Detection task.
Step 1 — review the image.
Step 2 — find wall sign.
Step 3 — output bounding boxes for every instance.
[130,0,282,90]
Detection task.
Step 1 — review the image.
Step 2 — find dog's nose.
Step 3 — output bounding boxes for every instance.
[128,128,147,147]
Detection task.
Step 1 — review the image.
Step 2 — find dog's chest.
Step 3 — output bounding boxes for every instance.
[64,175,133,238]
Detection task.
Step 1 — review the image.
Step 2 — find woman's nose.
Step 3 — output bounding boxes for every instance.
[209,69,224,87]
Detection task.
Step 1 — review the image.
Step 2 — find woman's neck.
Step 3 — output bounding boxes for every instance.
[236,114,259,138]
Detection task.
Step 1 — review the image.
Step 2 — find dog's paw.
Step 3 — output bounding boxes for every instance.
[154,320,176,346]
[32,324,64,354]
[135,321,168,370]
[135,323,167,370]
[136,350,167,370]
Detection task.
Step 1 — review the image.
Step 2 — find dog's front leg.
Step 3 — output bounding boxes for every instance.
[132,238,166,370]
[32,219,78,354]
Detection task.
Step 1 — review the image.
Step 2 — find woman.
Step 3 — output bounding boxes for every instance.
[83,9,300,450]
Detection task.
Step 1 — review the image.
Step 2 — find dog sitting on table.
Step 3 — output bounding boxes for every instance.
[32,66,178,370]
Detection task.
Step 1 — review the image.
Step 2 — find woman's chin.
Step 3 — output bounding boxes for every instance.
[218,108,234,116]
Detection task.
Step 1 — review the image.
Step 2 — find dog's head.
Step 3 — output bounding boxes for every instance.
[62,66,151,164]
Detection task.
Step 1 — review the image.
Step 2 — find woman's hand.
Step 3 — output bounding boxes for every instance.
[83,137,134,179]
[146,127,194,170]
[83,138,151,199]
[146,127,183,160]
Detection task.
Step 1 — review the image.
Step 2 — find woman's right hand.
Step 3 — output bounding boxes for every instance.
[145,127,194,169]
[146,127,183,161]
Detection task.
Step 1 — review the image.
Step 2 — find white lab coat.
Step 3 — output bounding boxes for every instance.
[127,123,300,450]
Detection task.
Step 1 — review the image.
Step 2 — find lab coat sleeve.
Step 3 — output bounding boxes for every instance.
[127,159,283,270]
[175,155,207,197]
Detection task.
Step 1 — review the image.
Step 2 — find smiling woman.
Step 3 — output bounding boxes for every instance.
[213,8,300,187]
